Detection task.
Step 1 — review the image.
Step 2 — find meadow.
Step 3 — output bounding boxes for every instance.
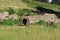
[0,24,60,40]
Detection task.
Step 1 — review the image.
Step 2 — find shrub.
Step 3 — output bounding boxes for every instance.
[38,20,46,25]
[0,9,3,13]
[1,18,20,25]
[22,9,31,16]
[4,7,15,15]
[14,18,20,24]
[16,8,25,16]
[2,19,14,25]
[16,8,35,16]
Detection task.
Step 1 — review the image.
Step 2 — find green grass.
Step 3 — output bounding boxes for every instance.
[22,0,60,12]
[0,0,60,12]
[0,24,60,40]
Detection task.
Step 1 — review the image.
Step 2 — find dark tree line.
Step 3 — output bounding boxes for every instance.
[52,0,60,4]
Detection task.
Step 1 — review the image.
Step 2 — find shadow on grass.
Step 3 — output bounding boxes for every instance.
[31,6,60,18]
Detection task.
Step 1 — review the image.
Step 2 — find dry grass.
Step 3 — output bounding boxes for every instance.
[0,0,34,9]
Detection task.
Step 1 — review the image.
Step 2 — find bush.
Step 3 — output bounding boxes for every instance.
[1,18,20,25]
[16,8,25,16]
[14,8,35,16]
[22,9,32,16]
[14,18,20,24]
[4,7,15,15]
[38,20,46,25]
[22,9,35,16]
[2,19,14,25]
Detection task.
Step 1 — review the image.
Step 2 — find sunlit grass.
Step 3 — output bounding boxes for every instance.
[0,0,31,9]
[0,24,60,40]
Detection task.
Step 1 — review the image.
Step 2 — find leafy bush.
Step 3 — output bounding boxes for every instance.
[16,8,25,16]
[14,18,20,24]
[2,19,14,25]
[1,18,20,25]
[38,20,46,25]
[4,7,15,15]
[16,8,34,16]
[22,9,32,16]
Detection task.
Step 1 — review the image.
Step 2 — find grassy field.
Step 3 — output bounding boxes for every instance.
[0,0,60,40]
[0,0,34,9]
[22,0,60,12]
[0,0,60,12]
[0,24,60,40]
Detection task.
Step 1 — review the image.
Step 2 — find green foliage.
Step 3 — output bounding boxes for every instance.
[14,18,20,24]
[16,8,25,16]
[5,7,15,15]
[2,19,14,25]
[16,8,35,16]
[22,9,32,16]
[38,20,46,25]
[1,18,20,25]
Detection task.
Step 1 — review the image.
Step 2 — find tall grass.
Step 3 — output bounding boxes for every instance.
[37,20,47,25]
[16,8,35,16]
[0,24,60,40]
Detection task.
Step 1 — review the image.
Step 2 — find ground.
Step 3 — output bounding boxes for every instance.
[0,24,60,40]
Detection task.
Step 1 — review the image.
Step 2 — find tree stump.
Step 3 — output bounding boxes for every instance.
[47,21,55,27]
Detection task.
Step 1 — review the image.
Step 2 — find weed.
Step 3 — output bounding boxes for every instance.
[4,7,15,15]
